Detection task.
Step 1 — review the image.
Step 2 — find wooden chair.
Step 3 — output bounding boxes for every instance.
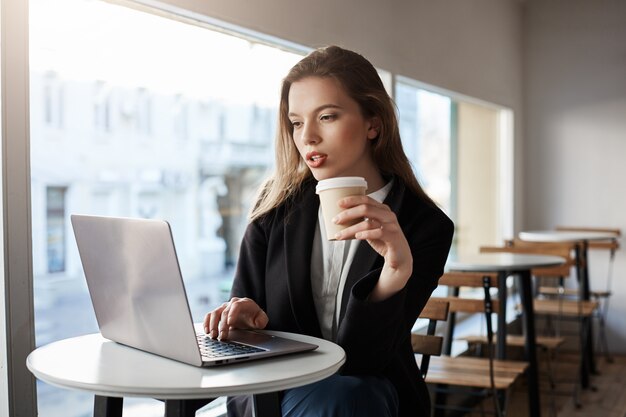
[422,272,528,417]
[412,298,450,378]
[480,241,599,408]
[480,240,598,335]
[555,226,621,362]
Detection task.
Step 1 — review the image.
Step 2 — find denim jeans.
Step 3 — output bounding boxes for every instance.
[227,373,399,417]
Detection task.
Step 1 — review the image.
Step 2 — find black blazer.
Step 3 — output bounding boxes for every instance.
[231,177,454,417]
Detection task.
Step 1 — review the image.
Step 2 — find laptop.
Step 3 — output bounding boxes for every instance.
[71,214,318,367]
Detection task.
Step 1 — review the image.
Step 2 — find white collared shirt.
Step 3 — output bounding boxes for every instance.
[311,180,393,340]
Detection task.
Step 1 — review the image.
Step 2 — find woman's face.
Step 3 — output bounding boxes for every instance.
[288,76,380,185]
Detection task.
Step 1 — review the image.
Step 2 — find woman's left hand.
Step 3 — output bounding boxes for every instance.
[333,195,413,301]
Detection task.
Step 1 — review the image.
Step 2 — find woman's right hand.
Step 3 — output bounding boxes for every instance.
[203,297,269,340]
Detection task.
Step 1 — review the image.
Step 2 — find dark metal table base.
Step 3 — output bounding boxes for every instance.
[94,393,282,417]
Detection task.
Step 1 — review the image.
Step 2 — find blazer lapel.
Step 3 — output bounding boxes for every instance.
[284,184,323,337]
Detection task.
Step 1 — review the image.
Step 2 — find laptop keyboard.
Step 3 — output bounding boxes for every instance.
[197,334,265,359]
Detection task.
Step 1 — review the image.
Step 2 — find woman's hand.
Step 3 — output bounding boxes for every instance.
[333,195,413,302]
[203,297,269,340]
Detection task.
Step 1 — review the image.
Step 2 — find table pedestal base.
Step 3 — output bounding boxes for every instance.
[93,394,283,417]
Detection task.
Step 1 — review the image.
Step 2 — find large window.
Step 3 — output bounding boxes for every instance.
[395,77,514,259]
[30,0,303,415]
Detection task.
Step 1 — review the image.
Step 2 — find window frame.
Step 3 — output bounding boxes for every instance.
[2,0,37,415]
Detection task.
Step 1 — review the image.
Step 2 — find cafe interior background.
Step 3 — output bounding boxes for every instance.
[2,0,625,415]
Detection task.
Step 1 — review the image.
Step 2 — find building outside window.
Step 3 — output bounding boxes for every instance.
[93,80,112,133]
[173,94,188,140]
[46,187,67,273]
[43,71,64,128]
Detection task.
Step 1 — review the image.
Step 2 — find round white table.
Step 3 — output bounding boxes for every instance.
[448,253,566,272]
[447,253,566,417]
[27,331,345,417]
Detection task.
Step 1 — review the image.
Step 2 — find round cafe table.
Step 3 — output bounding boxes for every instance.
[27,330,345,417]
[447,253,566,417]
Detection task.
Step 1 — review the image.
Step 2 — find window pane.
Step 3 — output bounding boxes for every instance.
[396,80,511,259]
[396,83,452,213]
[29,0,302,415]
[456,101,502,257]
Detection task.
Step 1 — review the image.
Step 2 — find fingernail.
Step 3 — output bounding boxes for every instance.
[332,216,339,224]
[334,232,342,240]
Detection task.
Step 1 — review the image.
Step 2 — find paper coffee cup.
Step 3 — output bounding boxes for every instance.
[316,177,368,240]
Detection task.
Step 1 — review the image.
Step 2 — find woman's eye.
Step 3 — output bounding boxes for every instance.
[320,114,337,122]
[291,120,302,128]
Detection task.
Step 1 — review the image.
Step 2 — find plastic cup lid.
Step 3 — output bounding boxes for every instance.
[315,177,368,194]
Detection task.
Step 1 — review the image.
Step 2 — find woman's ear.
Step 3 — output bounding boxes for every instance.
[367,117,381,140]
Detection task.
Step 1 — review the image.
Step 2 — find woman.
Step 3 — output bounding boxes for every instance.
[204,45,454,417]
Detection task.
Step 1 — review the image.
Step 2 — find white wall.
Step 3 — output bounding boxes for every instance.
[524,0,626,352]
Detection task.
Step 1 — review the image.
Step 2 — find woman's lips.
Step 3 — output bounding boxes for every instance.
[306,152,327,168]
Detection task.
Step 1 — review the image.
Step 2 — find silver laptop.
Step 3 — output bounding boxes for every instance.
[71,214,317,367]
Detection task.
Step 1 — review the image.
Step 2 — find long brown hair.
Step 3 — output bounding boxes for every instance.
[250,45,432,220]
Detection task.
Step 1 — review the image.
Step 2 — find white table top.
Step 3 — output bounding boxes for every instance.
[519,230,617,243]
[448,253,566,272]
[27,331,345,400]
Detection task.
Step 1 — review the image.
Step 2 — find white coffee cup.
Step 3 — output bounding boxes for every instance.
[316,177,368,240]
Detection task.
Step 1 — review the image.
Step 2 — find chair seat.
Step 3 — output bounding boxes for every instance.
[530,299,599,317]
[592,290,612,298]
[538,286,612,299]
[423,356,528,389]
[538,286,578,296]
[462,334,565,350]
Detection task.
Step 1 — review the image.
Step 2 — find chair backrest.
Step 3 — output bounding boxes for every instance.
[434,272,501,355]
[556,226,620,290]
[438,271,499,288]
[480,239,576,278]
[420,298,451,322]
[412,298,449,378]
[437,271,500,312]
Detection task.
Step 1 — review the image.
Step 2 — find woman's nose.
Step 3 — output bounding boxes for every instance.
[300,123,320,145]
